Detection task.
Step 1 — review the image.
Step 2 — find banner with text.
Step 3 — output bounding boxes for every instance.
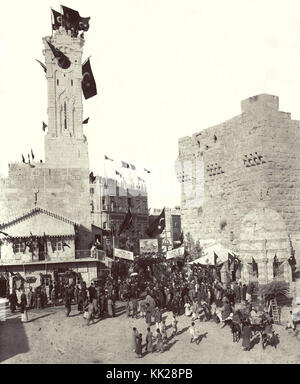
[139,239,158,255]
[114,248,134,261]
[166,246,185,260]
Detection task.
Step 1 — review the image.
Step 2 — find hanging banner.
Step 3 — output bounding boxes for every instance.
[166,246,185,260]
[139,239,158,255]
[114,248,134,261]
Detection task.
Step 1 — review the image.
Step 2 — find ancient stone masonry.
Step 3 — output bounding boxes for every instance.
[177,94,300,284]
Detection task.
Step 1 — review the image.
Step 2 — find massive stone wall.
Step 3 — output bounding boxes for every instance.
[178,94,300,281]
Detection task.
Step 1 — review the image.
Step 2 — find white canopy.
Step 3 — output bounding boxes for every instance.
[189,243,237,266]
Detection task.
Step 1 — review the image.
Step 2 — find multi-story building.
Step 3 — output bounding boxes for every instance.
[89,176,149,255]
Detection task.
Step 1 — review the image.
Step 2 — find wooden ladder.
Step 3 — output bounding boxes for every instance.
[270,298,280,324]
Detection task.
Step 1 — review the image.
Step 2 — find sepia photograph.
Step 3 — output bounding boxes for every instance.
[0,0,300,367]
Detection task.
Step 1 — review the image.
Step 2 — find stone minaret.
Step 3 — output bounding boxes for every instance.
[42,27,89,169]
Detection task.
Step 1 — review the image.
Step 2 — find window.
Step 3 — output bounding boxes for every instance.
[53,240,62,252]
[14,241,25,254]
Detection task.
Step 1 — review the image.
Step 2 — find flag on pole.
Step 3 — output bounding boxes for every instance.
[31,149,35,161]
[89,172,96,183]
[61,5,80,36]
[28,154,30,164]
[121,161,130,169]
[82,58,97,99]
[0,231,10,237]
[115,171,122,177]
[104,155,113,161]
[47,41,71,69]
[214,252,218,265]
[144,168,151,174]
[22,155,25,163]
[51,9,63,30]
[118,209,133,235]
[130,163,136,170]
[62,241,71,249]
[82,117,89,124]
[146,208,165,238]
[179,231,184,245]
[79,16,90,31]
[138,176,145,182]
[227,253,235,268]
[35,59,47,73]
[42,122,47,131]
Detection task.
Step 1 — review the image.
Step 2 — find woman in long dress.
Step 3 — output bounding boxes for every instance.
[132,327,139,352]
[242,321,251,351]
[146,327,153,353]
[20,289,28,323]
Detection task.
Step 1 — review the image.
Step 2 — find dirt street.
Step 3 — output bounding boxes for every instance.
[1,302,299,364]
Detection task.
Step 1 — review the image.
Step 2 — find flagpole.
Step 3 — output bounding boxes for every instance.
[50,7,53,37]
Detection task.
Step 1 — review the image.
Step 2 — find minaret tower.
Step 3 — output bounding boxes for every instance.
[42,27,89,170]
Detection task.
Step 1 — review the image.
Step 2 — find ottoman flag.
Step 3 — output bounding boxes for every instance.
[82,58,97,99]
[146,208,165,238]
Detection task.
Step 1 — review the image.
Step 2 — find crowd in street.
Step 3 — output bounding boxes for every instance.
[8,259,290,354]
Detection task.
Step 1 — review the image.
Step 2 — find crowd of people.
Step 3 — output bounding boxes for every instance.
[7,257,288,354]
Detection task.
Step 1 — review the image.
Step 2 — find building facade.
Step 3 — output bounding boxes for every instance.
[89,176,149,255]
[177,94,299,288]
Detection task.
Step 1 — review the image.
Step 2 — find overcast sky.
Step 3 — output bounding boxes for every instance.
[1,0,300,209]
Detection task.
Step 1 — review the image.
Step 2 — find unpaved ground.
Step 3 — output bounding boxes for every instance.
[1,302,299,364]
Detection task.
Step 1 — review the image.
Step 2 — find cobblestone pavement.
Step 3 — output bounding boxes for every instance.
[1,302,300,364]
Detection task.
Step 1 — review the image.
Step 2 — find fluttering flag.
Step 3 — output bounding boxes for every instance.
[61,5,80,37]
[179,231,184,245]
[42,122,47,132]
[104,155,113,161]
[115,171,122,177]
[35,59,47,73]
[82,117,89,124]
[288,254,296,266]
[228,253,235,268]
[118,209,133,235]
[138,176,145,182]
[0,231,10,237]
[22,155,25,163]
[28,154,30,164]
[214,252,218,266]
[52,9,63,30]
[62,241,71,249]
[82,58,97,99]
[130,163,136,170]
[121,161,130,169]
[31,149,35,161]
[79,16,90,31]
[47,41,71,70]
[146,208,165,238]
[144,168,151,174]
[89,172,96,183]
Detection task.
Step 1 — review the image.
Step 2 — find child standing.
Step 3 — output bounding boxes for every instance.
[189,322,199,344]
[161,320,167,342]
[136,333,143,358]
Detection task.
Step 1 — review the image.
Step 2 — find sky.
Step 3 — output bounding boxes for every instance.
[1,0,300,209]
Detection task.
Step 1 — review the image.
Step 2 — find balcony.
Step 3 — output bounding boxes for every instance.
[0,250,106,266]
